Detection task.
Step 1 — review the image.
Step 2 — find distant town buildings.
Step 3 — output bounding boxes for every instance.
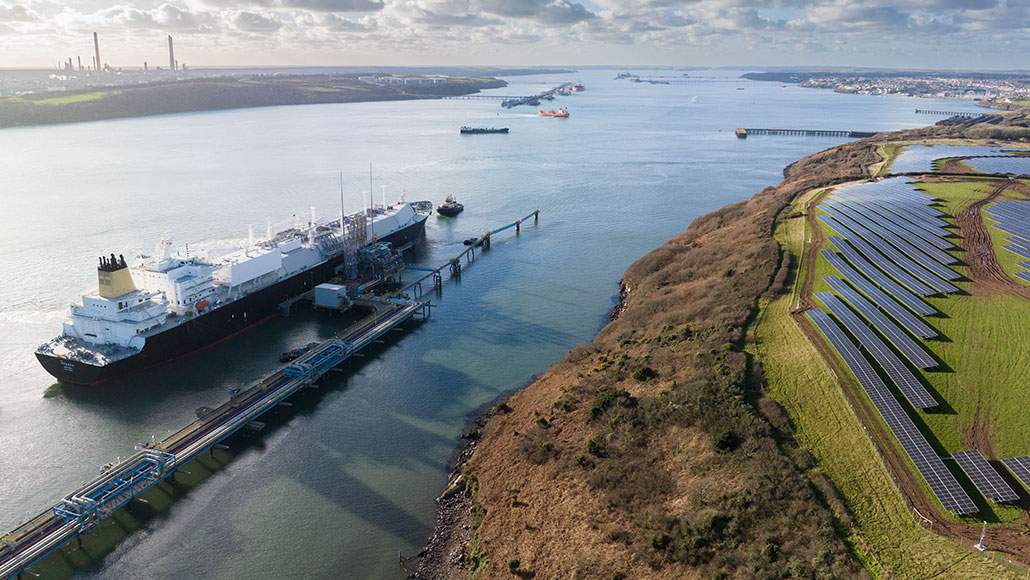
[797,74,1029,101]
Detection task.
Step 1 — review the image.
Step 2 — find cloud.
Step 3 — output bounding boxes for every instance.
[0,2,42,22]
[2,0,1029,68]
[228,10,285,32]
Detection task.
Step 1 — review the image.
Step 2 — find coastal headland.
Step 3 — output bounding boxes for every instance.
[0,72,510,129]
[420,111,1030,579]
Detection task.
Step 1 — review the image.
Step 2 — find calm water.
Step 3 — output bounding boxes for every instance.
[0,69,982,578]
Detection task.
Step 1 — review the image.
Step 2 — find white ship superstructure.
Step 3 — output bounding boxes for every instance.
[37,198,430,383]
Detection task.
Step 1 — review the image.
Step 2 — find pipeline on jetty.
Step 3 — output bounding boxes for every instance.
[0,210,541,580]
[735,127,878,138]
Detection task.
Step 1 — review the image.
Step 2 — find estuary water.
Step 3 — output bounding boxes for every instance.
[0,69,983,578]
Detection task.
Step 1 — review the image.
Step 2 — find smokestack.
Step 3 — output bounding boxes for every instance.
[77,56,82,71]
[144,61,148,72]
[93,32,101,74]
[168,35,175,71]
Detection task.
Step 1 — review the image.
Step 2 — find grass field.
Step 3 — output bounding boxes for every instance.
[754,183,1028,578]
[19,90,119,105]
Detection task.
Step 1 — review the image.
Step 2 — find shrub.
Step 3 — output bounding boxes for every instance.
[633,366,658,382]
[508,558,520,571]
[651,533,671,550]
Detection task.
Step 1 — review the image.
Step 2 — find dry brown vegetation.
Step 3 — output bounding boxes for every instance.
[456,138,885,579]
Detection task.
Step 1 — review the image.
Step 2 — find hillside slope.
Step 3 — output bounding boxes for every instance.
[443,140,883,579]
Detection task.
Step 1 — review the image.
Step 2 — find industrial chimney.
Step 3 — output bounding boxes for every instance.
[93,32,101,73]
[168,35,175,71]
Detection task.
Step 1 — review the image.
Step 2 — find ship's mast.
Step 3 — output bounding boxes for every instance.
[344,169,352,233]
[369,163,375,242]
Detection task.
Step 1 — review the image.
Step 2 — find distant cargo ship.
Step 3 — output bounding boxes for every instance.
[538,107,569,118]
[36,198,431,385]
[460,126,509,134]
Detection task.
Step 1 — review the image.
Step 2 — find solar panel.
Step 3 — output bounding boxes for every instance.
[1016,272,1030,282]
[821,252,937,336]
[824,204,960,287]
[826,201,958,267]
[806,309,976,514]
[815,291,937,408]
[953,450,1018,502]
[966,157,1030,176]
[890,145,1017,174]
[824,276,937,368]
[1002,457,1030,492]
[823,240,936,316]
[833,195,953,250]
[819,212,938,295]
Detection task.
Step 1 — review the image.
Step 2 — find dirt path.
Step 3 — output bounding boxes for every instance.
[954,179,1030,298]
[794,188,832,313]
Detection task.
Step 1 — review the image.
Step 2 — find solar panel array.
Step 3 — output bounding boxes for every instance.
[821,252,937,337]
[952,450,1018,502]
[966,156,1030,176]
[1002,456,1030,492]
[833,196,953,250]
[890,145,1014,174]
[806,309,976,514]
[815,292,937,409]
[983,200,1030,281]
[824,276,937,368]
[820,214,937,295]
[825,237,936,314]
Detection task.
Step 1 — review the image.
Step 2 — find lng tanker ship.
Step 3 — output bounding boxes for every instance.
[36,197,430,385]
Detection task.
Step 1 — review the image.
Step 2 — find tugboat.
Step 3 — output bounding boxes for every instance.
[437,194,464,217]
[538,107,570,118]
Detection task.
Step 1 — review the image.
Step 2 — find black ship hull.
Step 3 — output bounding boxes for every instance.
[36,217,427,385]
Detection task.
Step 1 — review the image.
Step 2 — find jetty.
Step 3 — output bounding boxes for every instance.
[443,83,573,108]
[0,211,540,580]
[914,109,984,118]
[735,128,878,138]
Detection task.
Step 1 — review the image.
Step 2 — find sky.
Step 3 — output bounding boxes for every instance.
[0,0,1028,69]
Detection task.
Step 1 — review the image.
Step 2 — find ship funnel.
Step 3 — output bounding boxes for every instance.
[97,253,136,298]
[248,224,255,246]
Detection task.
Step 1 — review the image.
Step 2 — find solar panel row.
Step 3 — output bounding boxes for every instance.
[952,450,1018,502]
[833,195,953,250]
[826,201,958,267]
[814,292,937,409]
[820,216,937,296]
[806,309,976,514]
[890,145,1015,174]
[966,157,1030,176]
[824,276,937,368]
[824,204,960,288]
[836,189,950,229]
[823,240,936,315]
[1002,456,1030,493]
[821,252,937,337]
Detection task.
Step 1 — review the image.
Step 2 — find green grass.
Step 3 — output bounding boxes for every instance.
[29,90,120,105]
[755,185,1026,579]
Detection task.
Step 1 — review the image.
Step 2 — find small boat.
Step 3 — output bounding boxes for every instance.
[571,84,585,92]
[538,107,569,118]
[460,126,509,134]
[437,194,464,217]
